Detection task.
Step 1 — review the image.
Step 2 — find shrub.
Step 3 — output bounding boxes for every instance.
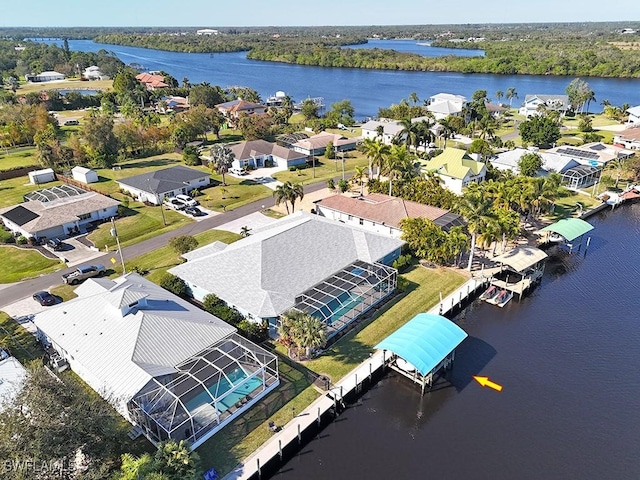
[238,319,269,342]
[169,235,198,254]
[16,235,27,245]
[159,273,190,297]
[0,229,14,244]
[392,254,413,272]
[202,293,225,312]
[327,178,335,191]
[338,179,349,193]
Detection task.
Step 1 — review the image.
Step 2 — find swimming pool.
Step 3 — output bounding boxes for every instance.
[185,368,262,413]
[312,291,365,325]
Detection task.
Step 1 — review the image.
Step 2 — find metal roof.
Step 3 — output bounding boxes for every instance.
[493,246,548,273]
[541,218,594,241]
[375,313,468,376]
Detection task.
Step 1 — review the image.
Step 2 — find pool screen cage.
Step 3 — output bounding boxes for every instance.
[561,165,600,190]
[128,333,278,446]
[294,260,397,337]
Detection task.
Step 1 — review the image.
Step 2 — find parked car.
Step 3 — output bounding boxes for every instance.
[176,194,199,207]
[63,119,79,126]
[46,238,64,251]
[230,167,247,176]
[164,197,187,210]
[184,206,206,217]
[62,264,106,285]
[33,291,56,306]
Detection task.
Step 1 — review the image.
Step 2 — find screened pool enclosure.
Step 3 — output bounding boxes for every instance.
[128,334,279,448]
[294,260,397,337]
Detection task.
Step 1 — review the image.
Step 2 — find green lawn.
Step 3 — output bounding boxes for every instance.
[49,283,79,302]
[304,265,465,379]
[198,177,273,213]
[0,147,38,171]
[273,153,369,185]
[0,312,44,364]
[548,191,600,220]
[0,245,65,283]
[87,202,192,250]
[0,177,63,208]
[561,113,619,128]
[16,78,113,94]
[118,229,241,283]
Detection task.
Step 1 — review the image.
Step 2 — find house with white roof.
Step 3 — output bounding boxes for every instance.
[291,132,358,156]
[360,120,404,145]
[83,65,108,81]
[0,352,26,409]
[33,273,279,448]
[25,71,65,83]
[427,93,467,120]
[626,105,640,125]
[546,142,634,168]
[0,185,119,240]
[169,212,403,338]
[519,94,570,118]
[489,148,580,176]
[226,139,307,170]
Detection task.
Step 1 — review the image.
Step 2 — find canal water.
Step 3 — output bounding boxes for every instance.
[274,204,640,479]
[43,39,640,119]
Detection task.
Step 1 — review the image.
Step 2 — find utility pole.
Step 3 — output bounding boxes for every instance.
[110,217,126,274]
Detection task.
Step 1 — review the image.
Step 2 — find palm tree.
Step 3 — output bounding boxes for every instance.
[445,226,469,267]
[585,90,596,114]
[457,190,494,270]
[209,143,235,186]
[505,87,518,108]
[287,182,305,212]
[273,182,293,214]
[409,92,420,105]
[359,138,389,179]
[293,312,327,358]
[154,440,199,480]
[395,118,419,151]
[240,226,251,238]
[384,145,412,196]
[495,90,504,105]
[606,158,626,189]
[352,165,367,196]
[376,124,385,140]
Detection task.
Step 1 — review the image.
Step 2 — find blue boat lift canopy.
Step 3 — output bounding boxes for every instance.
[375,313,468,378]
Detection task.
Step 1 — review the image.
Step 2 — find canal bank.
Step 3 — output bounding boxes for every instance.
[271,202,640,479]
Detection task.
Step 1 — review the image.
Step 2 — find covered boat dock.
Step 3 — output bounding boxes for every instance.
[487,246,548,302]
[375,313,468,395]
[540,217,594,252]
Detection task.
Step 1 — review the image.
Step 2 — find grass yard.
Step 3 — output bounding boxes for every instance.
[273,153,369,186]
[16,78,113,94]
[0,177,63,208]
[198,362,318,475]
[305,265,465,380]
[0,245,65,283]
[562,114,619,128]
[49,283,79,302]
[118,229,241,283]
[0,147,38,171]
[0,312,44,364]
[548,191,600,220]
[198,177,273,213]
[87,202,192,250]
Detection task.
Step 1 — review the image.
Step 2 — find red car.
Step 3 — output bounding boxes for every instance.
[33,291,56,306]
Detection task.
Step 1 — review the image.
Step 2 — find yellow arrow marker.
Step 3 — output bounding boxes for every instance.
[472,375,503,392]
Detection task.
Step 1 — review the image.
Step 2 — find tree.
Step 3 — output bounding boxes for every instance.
[273,181,304,213]
[300,99,319,120]
[327,99,355,127]
[115,440,200,480]
[287,181,305,211]
[518,152,543,177]
[505,87,518,107]
[518,115,561,147]
[81,112,119,167]
[338,179,349,193]
[468,138,493,160]
[280,310,326,358]
[209,143,235,185]
[182,145,201,166]
[325,141,336,159]
[159,273,190,297]
[352,165,367,196]
[495,90,504,104]
[578,114,593,132]
[238,113,272,140]
[566,78,591,112]
[169,235,198,254]
[113,68,139,95]
[240,226,252,237]
[457,190,494,270]
[189,83,224,108]
[605,158,626,188]
[384,144,414,196]
[359,138,389,178]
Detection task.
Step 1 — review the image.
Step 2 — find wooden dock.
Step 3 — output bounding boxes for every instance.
[429,276,489,317]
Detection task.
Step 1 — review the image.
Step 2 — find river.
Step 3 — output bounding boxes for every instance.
[41,38,640,120]
[274,204,640,479]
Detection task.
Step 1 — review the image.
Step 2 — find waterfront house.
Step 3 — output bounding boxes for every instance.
[0,185,118,241]
[215,99,267,123]
[360,120,404,145]
[116,166,210,205]
[156,95,189,114]
[291,132,359,156]
[169,212,403,338]
[546,142,634,168]
[226,139,307,170]
[33,273,279,449]
[315,193,464,238]
[625,106,640,125]
[420,148,486,195]
[135,72,169,90]
[83,65,108,80]
[519,94,570,117]
[427,93,467,120]
[613,126,640,150]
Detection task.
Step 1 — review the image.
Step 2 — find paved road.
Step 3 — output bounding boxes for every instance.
[0,181,327,309]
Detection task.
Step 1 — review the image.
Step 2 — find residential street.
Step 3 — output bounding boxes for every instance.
[0,180,328,309]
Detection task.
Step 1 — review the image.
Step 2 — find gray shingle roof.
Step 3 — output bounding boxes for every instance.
[116,166,209,195]
[169,212,404,318]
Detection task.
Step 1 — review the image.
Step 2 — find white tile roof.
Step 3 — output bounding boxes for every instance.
[170,212,404,318]
[33,273,235,417]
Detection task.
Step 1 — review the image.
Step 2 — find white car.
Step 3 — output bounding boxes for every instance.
[164,197,187,210]
[230,167,247,176]
[176,194,199,207]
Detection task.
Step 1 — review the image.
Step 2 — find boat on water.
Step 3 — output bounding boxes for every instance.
[480,285,499,301]
[395,357,416,373]
[486,289,513,308]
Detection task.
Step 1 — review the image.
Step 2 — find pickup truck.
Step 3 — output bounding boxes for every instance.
[62,264,106,285]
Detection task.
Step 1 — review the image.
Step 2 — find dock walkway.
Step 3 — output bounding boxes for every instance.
[429,276,489,316]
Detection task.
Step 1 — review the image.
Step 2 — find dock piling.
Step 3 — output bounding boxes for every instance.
[297,424,301,444]
[278,439,283,460]
[317,407,321,426]
[257,458,261,479]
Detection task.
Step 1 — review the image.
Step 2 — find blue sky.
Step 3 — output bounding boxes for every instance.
[3,0,639,27]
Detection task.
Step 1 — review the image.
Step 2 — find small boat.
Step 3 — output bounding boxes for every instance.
[547,232,565,243]
[395,357,416,373]
[493,289,513,308]
[480,285,498,301]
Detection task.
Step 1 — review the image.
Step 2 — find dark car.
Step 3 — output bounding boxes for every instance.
[184,206,206,217]
[33,291,56,306]
[47,238,64,251]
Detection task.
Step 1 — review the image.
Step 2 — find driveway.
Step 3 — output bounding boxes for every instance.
[46,237,106,267]
[3,296,52,333]
[229,166,286,191]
